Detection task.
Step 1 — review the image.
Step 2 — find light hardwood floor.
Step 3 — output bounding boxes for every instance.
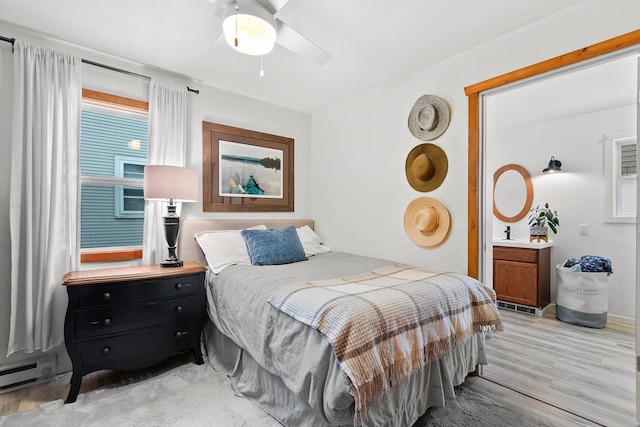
[0,352,192,416]
[479,308,636,427]
[0,310,635,426]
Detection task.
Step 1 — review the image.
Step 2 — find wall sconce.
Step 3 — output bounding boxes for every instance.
[543,156,562,173]
[144,165,199,267]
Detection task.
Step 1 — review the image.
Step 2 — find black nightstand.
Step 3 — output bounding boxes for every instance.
[62,262,207,403]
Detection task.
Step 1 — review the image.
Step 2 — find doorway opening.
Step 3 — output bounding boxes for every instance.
[483,50,638,425]
[465,30,640,424]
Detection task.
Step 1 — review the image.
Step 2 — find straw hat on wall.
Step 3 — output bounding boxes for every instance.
[407,95,451,141]
[403,197,451,247]
[405,143,448,192]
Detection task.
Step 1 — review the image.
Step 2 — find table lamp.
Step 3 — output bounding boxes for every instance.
[144,165,198,267]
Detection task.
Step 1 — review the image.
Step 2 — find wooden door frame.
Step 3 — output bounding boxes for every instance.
[464,29,640,279]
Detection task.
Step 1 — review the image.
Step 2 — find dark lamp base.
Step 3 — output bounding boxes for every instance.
[161,203,182,268]
[160,259,184,268]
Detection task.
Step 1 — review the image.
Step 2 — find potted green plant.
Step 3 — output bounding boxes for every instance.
[528,203,559,242]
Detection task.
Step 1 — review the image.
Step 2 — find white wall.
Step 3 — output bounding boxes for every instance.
[0,20,311,371]
[310,0,640,274]
[488,105,636,319]
[185,84,312,222]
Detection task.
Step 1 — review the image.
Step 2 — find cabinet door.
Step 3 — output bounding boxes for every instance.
[494,259,538,306]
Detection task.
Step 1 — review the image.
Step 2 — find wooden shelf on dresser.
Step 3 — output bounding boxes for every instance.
[62,262,207,403]
[493,245,550,310]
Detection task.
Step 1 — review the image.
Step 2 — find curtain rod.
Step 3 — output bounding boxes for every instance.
[0,35,15,47]
[81,59,199,94]
[0,35,199,94]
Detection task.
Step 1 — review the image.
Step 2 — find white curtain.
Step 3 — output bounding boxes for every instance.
[8,41,81,355]
[142,79,188,265]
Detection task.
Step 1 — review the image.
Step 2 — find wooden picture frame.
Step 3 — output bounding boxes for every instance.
[202,121,294,212]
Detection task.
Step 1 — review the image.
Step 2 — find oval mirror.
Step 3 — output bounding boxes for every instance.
[493,164,533,223]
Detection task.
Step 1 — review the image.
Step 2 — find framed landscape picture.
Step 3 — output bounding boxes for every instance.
[202,121,294,212]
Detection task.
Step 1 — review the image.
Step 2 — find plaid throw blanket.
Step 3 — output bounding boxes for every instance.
[267,264,503,426]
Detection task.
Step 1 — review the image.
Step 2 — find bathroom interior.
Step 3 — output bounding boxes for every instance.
[482,52,637,324]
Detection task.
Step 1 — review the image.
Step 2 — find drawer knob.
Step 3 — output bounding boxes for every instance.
[175,305,183,313]
[103,318,112,326]
[175,283,183,290]
[102,292,112,301]
[102,346,111,355]
[175,331,189,338]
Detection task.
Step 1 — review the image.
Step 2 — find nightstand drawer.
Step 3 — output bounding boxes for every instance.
[76,319,201,369]
[74,294,204,339]
[76,274,201,308]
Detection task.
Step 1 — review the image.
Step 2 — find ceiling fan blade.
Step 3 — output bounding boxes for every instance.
[266,0,291,13]
[205,0,234,19]
[276,19,331,66]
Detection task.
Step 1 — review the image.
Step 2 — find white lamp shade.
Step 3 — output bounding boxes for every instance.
[222,4,277,56]
[144,165,199,202]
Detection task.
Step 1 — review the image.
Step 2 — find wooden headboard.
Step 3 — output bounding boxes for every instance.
[177,219,315,266]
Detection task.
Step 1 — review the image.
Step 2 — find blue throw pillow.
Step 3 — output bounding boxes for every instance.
[241,226,308,266]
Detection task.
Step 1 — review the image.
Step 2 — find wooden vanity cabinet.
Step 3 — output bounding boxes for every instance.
[493,246,550,309]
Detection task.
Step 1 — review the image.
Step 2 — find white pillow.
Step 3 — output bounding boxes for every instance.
[296,225,331,257]
[195,225,266,274]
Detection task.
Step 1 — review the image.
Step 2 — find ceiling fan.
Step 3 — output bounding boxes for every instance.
[206,0,331,66]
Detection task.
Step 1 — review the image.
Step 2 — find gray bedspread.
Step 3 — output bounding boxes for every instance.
[204,252,487,426]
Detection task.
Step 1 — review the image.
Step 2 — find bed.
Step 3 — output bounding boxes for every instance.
[178,219,502,427]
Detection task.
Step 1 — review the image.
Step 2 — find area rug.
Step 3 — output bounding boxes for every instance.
[415,385,551,427]
[0,362,550,427]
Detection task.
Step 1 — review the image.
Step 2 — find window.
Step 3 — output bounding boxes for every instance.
[114,156,145,218]
[604,132,636,223]
[80,89,149,262]
[618,141,637,215]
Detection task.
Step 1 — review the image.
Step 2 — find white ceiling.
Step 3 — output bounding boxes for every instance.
[0,0,591,113]
[488,53,639,129]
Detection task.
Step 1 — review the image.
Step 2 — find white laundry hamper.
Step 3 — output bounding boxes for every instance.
[555,264,610,328]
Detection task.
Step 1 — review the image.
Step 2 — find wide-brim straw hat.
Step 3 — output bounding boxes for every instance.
[405,143,448,192]
[407,95,451,141]
[403,197,451,247]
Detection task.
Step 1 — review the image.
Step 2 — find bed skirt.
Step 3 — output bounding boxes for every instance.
[202,320,486,427]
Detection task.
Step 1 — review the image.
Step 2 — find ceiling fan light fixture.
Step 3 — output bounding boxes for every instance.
[222,4,277,56]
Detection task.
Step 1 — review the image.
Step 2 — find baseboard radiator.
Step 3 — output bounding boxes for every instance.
[0,355,57,394]
[497,300,544,316]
